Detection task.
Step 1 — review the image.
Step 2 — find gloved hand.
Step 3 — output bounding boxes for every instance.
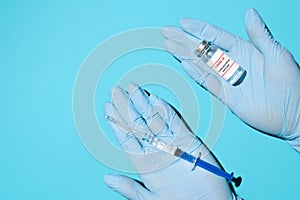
[162,8,300,152]
[104,83,236,200]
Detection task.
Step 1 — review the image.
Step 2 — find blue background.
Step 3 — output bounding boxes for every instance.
[1,0,300,199]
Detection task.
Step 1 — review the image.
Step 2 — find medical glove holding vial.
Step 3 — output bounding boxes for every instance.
[162,8,300,152]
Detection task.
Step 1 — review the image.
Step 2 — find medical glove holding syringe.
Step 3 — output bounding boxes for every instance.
[106,115,241,187]
[104,83,240,200]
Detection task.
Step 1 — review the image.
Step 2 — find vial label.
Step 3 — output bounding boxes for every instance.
[207,49,240,81]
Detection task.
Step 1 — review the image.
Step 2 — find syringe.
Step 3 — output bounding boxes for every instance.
[106,115,242,187]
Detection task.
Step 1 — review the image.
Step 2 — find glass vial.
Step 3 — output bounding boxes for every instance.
[195,40,246,86]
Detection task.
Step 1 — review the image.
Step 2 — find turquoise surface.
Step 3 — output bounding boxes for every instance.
[1,0,300,199]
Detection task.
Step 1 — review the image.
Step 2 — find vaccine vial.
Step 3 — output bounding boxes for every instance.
[195,40,246,86]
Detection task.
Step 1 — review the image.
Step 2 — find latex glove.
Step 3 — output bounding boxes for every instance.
[162,8,300,152]
[104,83,236,200]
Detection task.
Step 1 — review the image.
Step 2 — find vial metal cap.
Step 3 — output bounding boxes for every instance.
[195,40,208,55]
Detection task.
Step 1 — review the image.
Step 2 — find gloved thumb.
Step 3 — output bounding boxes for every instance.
[245,8,277,54]
[103,174,154,200]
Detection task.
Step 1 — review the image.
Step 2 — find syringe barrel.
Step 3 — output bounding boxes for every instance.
[177,149,234,182]
[149,137,177,155]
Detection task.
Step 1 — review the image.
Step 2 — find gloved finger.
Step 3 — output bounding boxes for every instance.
[163,25,245,96]
[111,86,145,126]
[104,102,143,153]
[127,83,152,119]
[180,59,209,86]
[127,83,188,145]
[105,102,169,165]
[163,33,233,108]
[162,27,199,61]
[181,61,226,103]
[110,86,154,150]
[245,8,274,54]
[161,26,199,48]
[179,19,238,51]
[127,83,166,135]
[245,8,289,58]
[164,39,198,62]
[164,37,228,91]
[103,174,155,200]
[148,94,202,153]
[161,26,191,40]
[148,94,182,133]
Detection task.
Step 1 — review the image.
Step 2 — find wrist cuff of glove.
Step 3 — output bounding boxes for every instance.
[286,135,300,153]
[236,196,244,200]
[232,194,244,200]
